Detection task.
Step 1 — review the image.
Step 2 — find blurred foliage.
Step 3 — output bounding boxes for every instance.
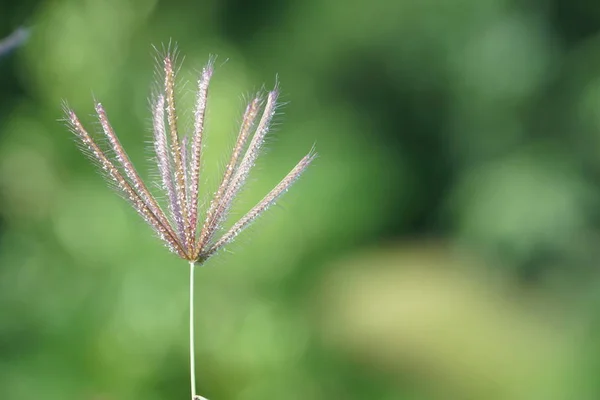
[2,0,600,399]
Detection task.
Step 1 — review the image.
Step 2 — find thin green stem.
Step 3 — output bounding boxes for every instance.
[189,261,196,400]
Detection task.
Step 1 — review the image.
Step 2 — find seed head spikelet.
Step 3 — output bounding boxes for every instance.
[152,93,185,241]
[196,88,278,253]
[164,55,192,254]
[188,61,213,241]
[95,102,174,233]
[193,94,262,258]
[65,51,314,264]
[206,150,317,257]
[65,109,186,258]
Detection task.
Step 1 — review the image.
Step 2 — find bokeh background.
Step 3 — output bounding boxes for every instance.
[2,0,600,399]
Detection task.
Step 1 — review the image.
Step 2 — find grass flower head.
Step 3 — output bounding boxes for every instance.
[64,48,315,400]
[65,51,315,264]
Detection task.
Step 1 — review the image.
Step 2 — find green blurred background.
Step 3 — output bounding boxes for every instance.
[3,0,600,399]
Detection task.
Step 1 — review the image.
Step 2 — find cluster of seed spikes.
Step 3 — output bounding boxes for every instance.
[65,54,315,264]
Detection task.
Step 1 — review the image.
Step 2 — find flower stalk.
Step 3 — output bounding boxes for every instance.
[65,49,315,399]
